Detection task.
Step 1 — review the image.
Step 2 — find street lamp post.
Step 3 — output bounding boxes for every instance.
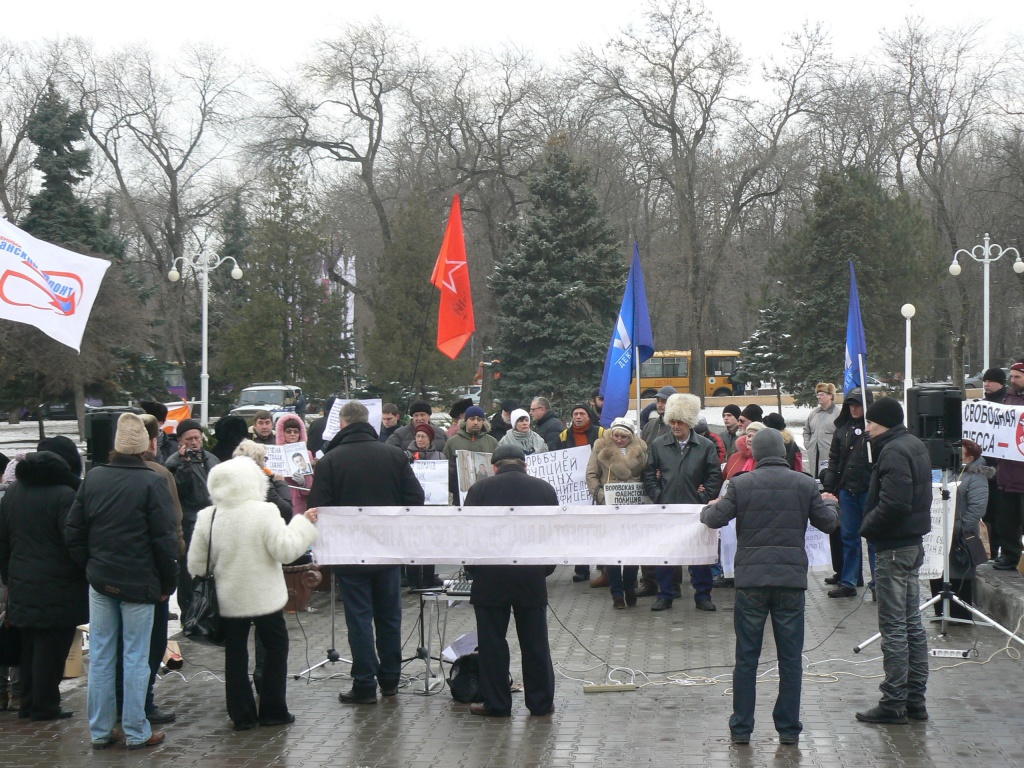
[901,304,915,422]
[949,233,1024,372]
[168,253,243,427]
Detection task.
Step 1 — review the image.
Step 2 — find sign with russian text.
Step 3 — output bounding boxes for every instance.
[961,400,1024,463]
[0,217,110,352]
[410,460,448,505]
[265,443,313,476]
[604,482,647,505]
[321,398,383,444]
[526,446,594,506]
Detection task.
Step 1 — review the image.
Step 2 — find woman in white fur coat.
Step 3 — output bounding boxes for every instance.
[187,457,318,731]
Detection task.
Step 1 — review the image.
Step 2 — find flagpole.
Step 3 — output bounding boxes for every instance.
[857,352,873,463]
[635,340,641,426]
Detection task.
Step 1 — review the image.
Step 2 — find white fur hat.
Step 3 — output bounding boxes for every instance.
[663,393,700,428]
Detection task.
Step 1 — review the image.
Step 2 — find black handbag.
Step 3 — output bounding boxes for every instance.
[0,588,22,666]
[182,508,224,645]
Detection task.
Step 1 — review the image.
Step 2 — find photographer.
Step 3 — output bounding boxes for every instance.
[164,419,219,614]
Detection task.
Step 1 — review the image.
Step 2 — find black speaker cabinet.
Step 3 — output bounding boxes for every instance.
[906,384,963,470]
[84,406,143,469]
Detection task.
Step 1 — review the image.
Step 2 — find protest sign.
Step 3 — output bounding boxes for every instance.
[322,398,382,445]
[921,482,952,579]
[456,450,494,504]
[962,400,1024,462]
[719,520,832,577]
[526,446,593,505]
[604,482,647,505]
[411,460,449,505]
[265,443,313,476]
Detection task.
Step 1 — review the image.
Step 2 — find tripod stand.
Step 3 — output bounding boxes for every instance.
[295,573,351,679]
[855,468,1024,653]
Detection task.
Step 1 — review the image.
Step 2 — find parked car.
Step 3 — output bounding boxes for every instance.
[228,382,303,425]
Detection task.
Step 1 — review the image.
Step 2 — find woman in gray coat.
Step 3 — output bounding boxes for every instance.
[929,439,991,618]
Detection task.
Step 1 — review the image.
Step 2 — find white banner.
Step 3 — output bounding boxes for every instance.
[526,446,594,505]
[962,400,1024,462]
[321,398,383,444]
[719,521,832,578]
[0,217,111,352]
[311,504,719,565]
[410,460,449,505]
[265,442,313,476]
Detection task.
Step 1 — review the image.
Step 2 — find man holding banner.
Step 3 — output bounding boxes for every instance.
[642,394,721,612]
[702,428,839,745]
[993,363,1024,571]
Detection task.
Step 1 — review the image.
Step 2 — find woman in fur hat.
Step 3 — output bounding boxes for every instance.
[586,418,648,608]
[498,409,548,456]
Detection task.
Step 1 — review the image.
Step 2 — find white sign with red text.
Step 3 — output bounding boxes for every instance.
[961,400,1024,463]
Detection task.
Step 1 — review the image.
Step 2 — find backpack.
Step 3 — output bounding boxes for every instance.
[448,652,483,703]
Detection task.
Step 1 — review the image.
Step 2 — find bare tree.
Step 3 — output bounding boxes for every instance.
[577,0,825,398]
[883,18,1005,385]
[61,41,247,383]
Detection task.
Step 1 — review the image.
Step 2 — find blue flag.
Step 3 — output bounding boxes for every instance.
[844,261,868,396]
[599,244,655,427]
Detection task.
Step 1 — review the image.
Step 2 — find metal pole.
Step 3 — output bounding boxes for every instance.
[982,234,990,372]
[200,255,210,428]
[904,315,912,422]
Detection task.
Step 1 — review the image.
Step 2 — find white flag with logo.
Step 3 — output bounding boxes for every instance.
[0,217,111,352]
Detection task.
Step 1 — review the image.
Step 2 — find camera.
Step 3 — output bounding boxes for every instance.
[185,449,203,462]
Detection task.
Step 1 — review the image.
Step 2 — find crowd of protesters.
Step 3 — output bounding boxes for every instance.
[2,363,1024,744]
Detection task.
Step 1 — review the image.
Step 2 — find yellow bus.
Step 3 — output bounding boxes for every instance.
[638,350,743,398]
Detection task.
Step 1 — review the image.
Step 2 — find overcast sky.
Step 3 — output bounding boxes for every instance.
[4,0,1018,72]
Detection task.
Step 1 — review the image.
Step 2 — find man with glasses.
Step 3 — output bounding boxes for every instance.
[529,398,564,452]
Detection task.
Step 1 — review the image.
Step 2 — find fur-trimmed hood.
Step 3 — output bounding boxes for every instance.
[664,393,700,427]
[207,456,270,506]
[963,461,996,480]
[275,413,309,445]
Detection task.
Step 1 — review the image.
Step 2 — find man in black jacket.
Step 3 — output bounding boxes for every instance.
[65,412,178,750]
[822,387,873,598]
[702,428,839,745]
[308,400,425,705]
[529,397,564,451]
[856,398,932,725]
[464,444,558,718]
[164,418,219,615]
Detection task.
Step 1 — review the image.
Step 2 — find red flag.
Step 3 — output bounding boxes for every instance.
[430,194,475,359]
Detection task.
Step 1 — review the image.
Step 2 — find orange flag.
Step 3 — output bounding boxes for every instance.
[430,194,475,359]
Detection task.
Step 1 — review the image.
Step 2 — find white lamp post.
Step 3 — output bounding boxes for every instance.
[949,233,1024,372]
[901,303,915,423]
[168,253,243,427]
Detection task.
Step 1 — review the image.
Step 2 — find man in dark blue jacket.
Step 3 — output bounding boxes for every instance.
[308,400,425,706]
[856,398,932,725]
[702,428,839,746]
[464,444,558,718]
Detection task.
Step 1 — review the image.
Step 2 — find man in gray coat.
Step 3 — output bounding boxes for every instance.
[803,383,839,478]
[702,428,839,746]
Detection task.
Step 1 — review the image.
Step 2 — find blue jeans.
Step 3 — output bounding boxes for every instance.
[731,587,805,740]
[874,544,929,710]
[336,567,402,695]
[655,565,713,603]
[87,588,154,746]
[839,490,876,589]
[606,566,639,598]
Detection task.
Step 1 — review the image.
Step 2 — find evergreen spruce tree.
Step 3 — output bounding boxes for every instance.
[1,83,147,433]
[743,167,931,404]
[490,146,626,409]
[214,157,352,399]
[362,193,467,403]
